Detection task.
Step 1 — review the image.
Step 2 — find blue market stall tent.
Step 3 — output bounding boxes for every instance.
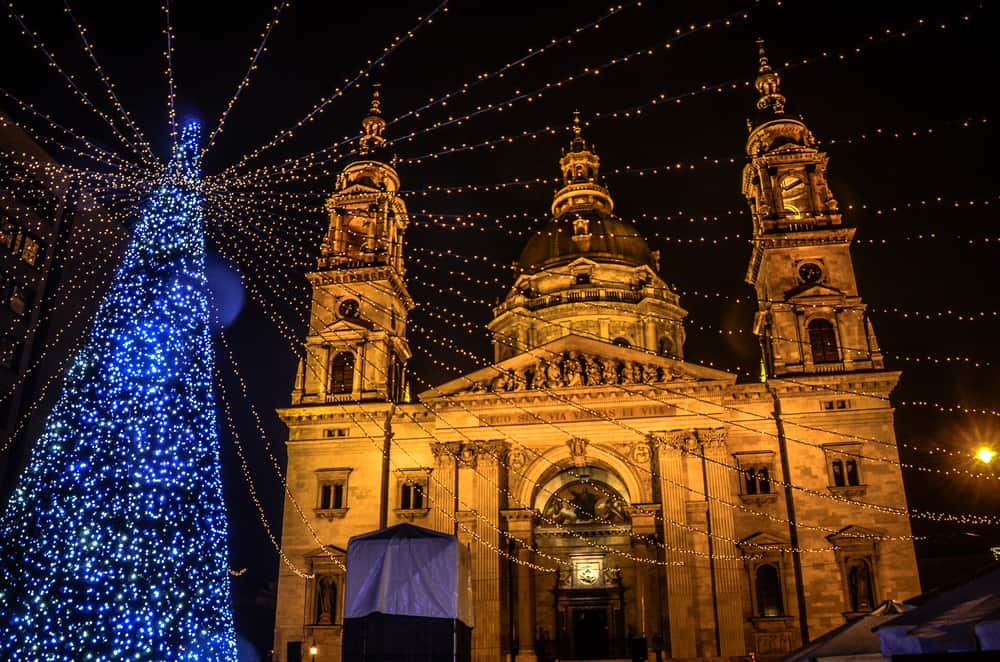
[343,523,474,661]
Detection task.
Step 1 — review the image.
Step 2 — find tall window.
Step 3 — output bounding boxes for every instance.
[831,459,861,487]
[401,481,424,510]
[808,319,839,363]
[329,351,355,394]
[744,466,772,495]
[755,564,784,617]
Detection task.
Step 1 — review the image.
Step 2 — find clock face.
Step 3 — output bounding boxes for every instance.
[338,298,360,318]
[798,262,822,284]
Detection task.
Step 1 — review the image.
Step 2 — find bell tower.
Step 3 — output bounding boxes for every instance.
[293,87,413,403]
[742,41,882,377]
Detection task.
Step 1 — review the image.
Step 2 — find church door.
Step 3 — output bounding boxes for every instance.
[571,606,610,659]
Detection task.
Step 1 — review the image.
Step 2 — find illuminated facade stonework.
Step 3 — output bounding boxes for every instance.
[272,60,920,661]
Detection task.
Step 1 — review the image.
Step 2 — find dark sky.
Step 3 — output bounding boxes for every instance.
[2,0,998,657]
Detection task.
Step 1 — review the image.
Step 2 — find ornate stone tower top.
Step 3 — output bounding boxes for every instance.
[742,40,841,241]
[552,111,614,218]
[741,42,882,377]
[321,87,406,273]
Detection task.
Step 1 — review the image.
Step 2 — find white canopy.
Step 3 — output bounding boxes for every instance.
[344,523,474,627]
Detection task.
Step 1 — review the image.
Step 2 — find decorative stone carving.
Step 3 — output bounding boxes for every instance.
[466,351,690,393]
[567,436,588,459]
[631,441,652,466]
[508,448,527,472]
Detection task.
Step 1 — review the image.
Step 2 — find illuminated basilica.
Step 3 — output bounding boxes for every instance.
[272,48,921,661]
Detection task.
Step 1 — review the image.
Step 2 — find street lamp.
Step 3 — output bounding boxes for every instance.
[309,642,319,662]
[975,446,996,465]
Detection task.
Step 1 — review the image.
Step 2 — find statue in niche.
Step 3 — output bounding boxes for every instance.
[316,574,336,625]
[642,364,658,383]
[584,355,602,385]
[564,353,583,387]
[602,359,620,385]
[630,362,644,383]
[848,560,874,612]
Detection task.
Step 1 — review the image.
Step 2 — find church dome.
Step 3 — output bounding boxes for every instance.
[518,213,655,272]
[517,112,656,273]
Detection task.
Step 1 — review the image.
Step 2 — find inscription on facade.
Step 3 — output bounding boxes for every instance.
[479,404,675,426]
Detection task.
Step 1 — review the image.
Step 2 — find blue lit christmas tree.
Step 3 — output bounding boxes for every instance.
[0,122,237,661]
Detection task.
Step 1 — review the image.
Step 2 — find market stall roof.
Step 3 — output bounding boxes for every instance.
[344,523,474,627]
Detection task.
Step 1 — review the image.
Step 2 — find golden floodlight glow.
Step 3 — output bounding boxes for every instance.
[975,447,996,464]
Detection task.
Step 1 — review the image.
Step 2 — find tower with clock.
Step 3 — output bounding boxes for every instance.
[290,87,413,404]
[742,41,883,377]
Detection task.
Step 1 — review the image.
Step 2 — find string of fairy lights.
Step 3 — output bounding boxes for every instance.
[200,0,290,158]
[1,0,997,616]
[60,0,158,166]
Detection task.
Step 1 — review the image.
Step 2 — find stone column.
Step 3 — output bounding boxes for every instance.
[458,441,506,662]
[430,442,460,534]
[698,429,747,657]
[628,504,660,662]
[502,509,538,662]
[654,434,696,658]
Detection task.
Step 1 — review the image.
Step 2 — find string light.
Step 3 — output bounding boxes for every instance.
[201,0,291,158]
[61,0,159,166]
[222,0,450,176]
[4,0,148,161]
[162,1,179,148]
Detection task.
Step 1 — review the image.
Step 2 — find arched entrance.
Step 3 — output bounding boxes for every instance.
[533,466,633,660]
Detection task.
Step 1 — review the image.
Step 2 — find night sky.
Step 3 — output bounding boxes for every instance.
[2,1,998,657]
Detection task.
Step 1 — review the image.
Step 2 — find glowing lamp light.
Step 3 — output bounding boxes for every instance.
[975,447,996,464]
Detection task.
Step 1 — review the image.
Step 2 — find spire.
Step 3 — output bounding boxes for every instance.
[359,84,388,155]
[754,38,786,115]
[569,110,587,153]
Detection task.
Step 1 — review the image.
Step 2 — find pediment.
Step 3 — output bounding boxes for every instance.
[826,525,882,545]
[317,316,374,339]
[738,531,789,550]
[785,282,844,299]
[422,333,735,398]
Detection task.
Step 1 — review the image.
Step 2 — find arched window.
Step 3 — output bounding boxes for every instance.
[612,337,630,348]
[808,318,839,364]
[329,352,355,394]
[657,337,674,357]
[755,564,784,617]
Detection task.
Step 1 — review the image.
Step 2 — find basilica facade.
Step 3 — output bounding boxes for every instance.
[271,52,921,661]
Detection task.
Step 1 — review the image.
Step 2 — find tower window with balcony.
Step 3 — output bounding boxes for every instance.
[329,351,355,394]
[396,469,430,519]
[734,451,777,503]
[807,318,839,364]
[315,468,351,519]
[824,444,865,495]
